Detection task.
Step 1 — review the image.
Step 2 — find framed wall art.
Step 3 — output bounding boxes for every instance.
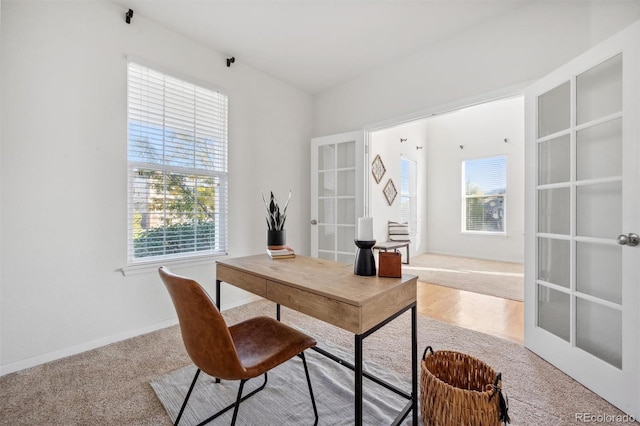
[383,179,397,206]
[371,154,386,184]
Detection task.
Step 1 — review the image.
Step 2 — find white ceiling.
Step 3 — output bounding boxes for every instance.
[115,0,532,94]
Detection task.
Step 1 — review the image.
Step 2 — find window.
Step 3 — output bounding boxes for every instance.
[400,157,417,234]
[462,155,506,233]
[127,62,228,263]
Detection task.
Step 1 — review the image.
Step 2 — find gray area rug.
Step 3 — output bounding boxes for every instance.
[150,340,413,425]
[404,253,524,301]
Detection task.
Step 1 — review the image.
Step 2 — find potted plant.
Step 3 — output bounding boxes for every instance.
[263,191,291,248]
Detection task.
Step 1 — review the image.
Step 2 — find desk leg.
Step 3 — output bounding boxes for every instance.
[216,280,221,310]
[411,305,418,425]
[355,334,363,426]
[215,279,222,384]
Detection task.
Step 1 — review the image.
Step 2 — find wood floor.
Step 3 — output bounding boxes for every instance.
[417,282,524,344]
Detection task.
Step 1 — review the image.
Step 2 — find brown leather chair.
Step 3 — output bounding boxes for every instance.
[159,266,318,426]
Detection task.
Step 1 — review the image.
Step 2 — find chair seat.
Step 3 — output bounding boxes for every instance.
[229,316,317,379]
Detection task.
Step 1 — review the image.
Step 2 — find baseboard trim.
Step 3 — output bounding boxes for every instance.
[0,295,262,376]
[421,250,523,265]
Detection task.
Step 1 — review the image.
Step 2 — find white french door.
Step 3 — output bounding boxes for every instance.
[310,131,365,263]
[524,21,639,417]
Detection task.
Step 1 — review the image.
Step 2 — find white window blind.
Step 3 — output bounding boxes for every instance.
[399,158,417,234]
[127,62,228,262]
[462,155,506,233]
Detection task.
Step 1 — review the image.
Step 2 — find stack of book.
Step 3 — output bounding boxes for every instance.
[267,246,295,259]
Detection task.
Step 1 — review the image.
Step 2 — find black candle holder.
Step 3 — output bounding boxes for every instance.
[354,239,376,276]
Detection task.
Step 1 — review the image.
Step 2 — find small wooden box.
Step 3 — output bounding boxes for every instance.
[378,251,402,278]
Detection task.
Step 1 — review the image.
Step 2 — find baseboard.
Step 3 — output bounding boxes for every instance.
[420,250,523,265]
[0,294,262,377]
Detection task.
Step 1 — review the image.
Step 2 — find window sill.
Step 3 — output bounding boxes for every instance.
[120,252,228,276]
[461,231,509,238]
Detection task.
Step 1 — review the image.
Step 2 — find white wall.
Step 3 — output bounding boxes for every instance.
[0,1,3,366]
[425,96,525,263]
[369,120,428,256]
[314,2,640,137]
[0,1,313,373]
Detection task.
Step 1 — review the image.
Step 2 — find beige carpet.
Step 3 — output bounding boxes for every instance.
[405,253,524,301]
[1,300,635,425]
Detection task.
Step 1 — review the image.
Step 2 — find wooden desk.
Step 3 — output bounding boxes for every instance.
[216,254,418,426]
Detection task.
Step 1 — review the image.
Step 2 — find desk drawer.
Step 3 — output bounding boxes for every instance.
[267,280,360,333]
[217,264,266,297]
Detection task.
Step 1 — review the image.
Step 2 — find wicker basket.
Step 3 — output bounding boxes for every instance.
[420,346,509,426]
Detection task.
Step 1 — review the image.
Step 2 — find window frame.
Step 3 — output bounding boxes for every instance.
[461,155,507,235]
[125,60,229,269]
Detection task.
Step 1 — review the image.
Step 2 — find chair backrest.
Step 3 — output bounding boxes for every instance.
[388,221,410,242]
[158,266,247,380]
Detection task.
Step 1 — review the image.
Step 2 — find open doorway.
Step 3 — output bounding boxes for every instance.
[368,96,525,303]
[368,95,525,342]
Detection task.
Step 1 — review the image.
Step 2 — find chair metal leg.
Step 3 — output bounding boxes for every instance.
[177,358,313,426]
[194,373,268,426]
[175,368,201,426]
[230,379,247,426]
[299,352,319,426]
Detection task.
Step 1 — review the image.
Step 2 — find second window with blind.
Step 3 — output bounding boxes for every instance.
[127,62,228,263]
[462,155,507,233]
[400,157,417,235]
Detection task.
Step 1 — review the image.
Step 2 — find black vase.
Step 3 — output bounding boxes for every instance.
[354,239,376,276]
[267,229,286,248]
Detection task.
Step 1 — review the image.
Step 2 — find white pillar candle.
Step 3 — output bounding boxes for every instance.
[357,217,374,241]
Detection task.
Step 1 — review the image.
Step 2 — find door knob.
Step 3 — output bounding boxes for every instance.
[617,233,639,246]
[310,219,318,225]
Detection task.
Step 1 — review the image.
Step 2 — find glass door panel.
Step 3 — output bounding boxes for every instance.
[576,118,622,181]
[576,182,622,239]
[537,237,570,288]
[337,198,355,224]
[337,141,356,168]
[318,145,335,170]
[318,225,335,251]
[337,225,356,254]
[337,253,356,264]
[576,54,622,125]
[576,242,622,304]
[576,298,622,368]
[538,81,570,137]
[318,171,335,196]
[537,285,570,341]
[318,199,335,223]
[337,169,356,196]
[538,188,570,234]
[538,135,570,185]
